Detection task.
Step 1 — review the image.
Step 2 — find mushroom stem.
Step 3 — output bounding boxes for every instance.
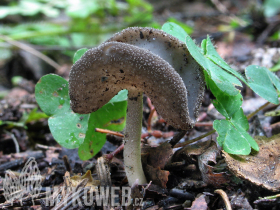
[124,89,147,186]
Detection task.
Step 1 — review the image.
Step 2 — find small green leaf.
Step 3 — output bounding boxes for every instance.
[25,108,49,124]
[35,74,127,155]
[245,65,279,104]
[209,79,242,118]
[78,101,127,160]
[166,17,193,34]
[231,108,249,131]
[35,74,89,149]
[201,39,207,55]
[265,67,280,91]
[35,74,69,116]
[109,89,128,103]
[205,36,247,84]
[162,22,188,43]
[214,120,251,155]
[185,35,241,96]
[73,48,88,64]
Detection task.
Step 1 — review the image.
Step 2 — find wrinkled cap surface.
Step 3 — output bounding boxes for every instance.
[69,41,193,130]
[106,27,205,122]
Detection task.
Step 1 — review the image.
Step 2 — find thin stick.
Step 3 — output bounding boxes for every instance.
[147,108,156,131]
[174,130,216,148]
[246,101,271,120]
[95,128,124,137]
[5,131,20,153]
[0,35,61,70]
[215,189,232,210]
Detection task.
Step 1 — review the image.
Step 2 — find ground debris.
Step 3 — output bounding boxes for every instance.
[224,134,280,191]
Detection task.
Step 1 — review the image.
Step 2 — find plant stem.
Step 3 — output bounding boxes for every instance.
[123,90,147,186]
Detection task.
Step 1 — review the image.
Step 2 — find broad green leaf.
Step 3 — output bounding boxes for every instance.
[35,74,89,149]
[214,120,251,155]
[162,22,188,43]
[209,79,242,118]
[73,48,88,64]
[185,35,211,75]
[245,65,279,104]
[231,108,249,131]
[167,17,193,34]
[205,36,247,84]
[35,74,69,116]
[109,89,128,103]
[48,110,89,149]
[78,101,127,160]
[185,35,241,96]
[35,74,127,154]
[265,67,280,91]
[264,0,280,17]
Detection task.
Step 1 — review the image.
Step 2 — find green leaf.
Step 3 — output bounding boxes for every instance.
[209,79,242,118]
[166,17,193,35]
[270,60,280,72]
[231,108,249,131]
[264,0,280,17]
[35,74,127,155]
[35,74,69,116]
[109,89,128,103]
[245,65,279,104]
[185,35,241,96]
[73,48,88,64]
[78,101,127,160]
[162,22,189,43]
[214,119,251,155]
[205,36,247,84]
[265,67,280,91]
[35,74,89,149]
[25,108,49,124]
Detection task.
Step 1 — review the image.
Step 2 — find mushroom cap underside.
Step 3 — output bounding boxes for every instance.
[69,42,194,130]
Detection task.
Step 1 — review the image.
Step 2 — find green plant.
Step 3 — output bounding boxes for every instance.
[35,49,128,160]
[35,22,280,166]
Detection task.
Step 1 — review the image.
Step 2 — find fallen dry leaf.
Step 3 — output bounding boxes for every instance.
[145,165,170,188]
[190,194,208,210]
[198,144,229,187]
[223,134,280,191]
[142,142,173,169]
[70,170,100,188]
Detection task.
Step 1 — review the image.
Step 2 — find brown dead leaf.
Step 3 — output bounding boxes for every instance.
[198,144,229,187]
[142,142,173,169]
[70,170,100,188]
[223,134,280,192]
[173,139,212,162]
[145,165,170,188]
[190,194,208,210]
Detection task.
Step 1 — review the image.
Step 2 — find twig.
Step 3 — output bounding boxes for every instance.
[169,130,188,148]
[246,102,271,120]
[4,131,20,153]
[174,130,216,148]
[35,144,62,151]
[95,128,124,137]
[215,189,232,210]
[0,35,61,71]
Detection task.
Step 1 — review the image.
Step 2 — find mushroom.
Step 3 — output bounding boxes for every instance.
[69,27,205,186]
